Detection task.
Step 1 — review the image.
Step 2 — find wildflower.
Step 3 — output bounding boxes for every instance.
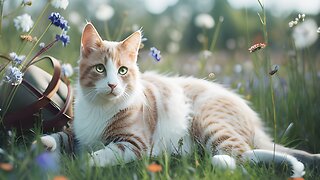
[292,19,318,49]
[233,64,242,74]
[20,34,33,42]
[167,42,180,54]
[149,47,161,61]
[14,14,34,32]
[147,163,162,173]
[287,178,304,180]
[289,14,305,28]
[22,0,32,6]
[39,42,46,48]
[0,163,13,171]
[269,65,279,75]
[50,0,69,10]
[195,13,215,29]
[35,152,59,172]
[95,4,114,21]
[9,52,26,65]
[49,12,69,31]
[248,43,266,53]
[4,66,24,85]
[69,11,81,25]
[56,34,70,47]
[208,72,215,79]
[61,63,74,77]
[200,50,212,59]
[53,175,69,180]
[317,27,320,33]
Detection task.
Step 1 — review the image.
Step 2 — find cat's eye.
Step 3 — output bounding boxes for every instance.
[95,64,105,73]
[118,66,128,75]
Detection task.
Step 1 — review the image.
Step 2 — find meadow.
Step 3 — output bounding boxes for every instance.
[0,0,320,179]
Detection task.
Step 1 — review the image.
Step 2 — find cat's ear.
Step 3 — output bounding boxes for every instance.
[81,23,103,57]
[120,30,142,60]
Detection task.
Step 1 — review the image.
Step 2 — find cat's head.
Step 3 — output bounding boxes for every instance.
[79,23,141,104]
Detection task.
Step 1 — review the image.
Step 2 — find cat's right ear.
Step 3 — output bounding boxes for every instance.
[81,23,103,57]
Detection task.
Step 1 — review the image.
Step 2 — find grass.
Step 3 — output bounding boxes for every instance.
[1,0,320,179]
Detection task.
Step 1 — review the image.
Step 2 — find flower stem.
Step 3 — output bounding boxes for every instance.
[0,0,4,38]
[17,2,50,54]
[115,15,128,40]
[22,23,52,71]
[209,16,223,52]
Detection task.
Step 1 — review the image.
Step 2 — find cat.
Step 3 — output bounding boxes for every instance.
[40,23,319,177]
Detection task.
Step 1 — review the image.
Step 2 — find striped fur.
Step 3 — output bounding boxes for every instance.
[42,23,318,177]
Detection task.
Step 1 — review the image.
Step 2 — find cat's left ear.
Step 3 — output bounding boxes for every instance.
[120,30,142,61]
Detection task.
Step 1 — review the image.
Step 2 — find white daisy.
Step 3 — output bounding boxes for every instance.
[50,0,69,10]
[95,4,114,21]
[292,19,318,49]
[14,14,34,32]
[195,13,215,29]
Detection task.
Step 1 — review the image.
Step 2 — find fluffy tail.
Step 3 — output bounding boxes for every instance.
[253,129,320,173]
[242,149,305,177]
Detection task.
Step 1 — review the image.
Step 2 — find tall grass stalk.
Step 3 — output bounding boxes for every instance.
[0,0,3,38]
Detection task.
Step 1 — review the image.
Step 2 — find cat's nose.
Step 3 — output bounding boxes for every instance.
[108,83,117,90]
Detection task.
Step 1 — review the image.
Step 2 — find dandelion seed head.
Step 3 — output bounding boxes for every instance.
[50,0,69,9]
[95,4,114,21]
[195,13,215,29]
[14,14,34,32]
[292,19,318,49]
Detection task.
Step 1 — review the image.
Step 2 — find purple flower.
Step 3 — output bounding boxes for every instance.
[56,34,70,47]
[9,52,26,65]
[4,66,24,85]
[49,12,69,31]
[149,47,161,61]
[35,152,59,172]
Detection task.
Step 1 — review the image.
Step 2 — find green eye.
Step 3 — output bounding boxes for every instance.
[118,66,128,75]
[95,64,105,73]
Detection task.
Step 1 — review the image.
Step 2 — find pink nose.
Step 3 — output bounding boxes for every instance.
[108,83,117,90]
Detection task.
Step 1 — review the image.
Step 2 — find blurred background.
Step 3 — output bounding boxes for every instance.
[0,0,320,152]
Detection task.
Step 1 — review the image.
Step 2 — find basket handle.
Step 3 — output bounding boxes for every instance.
[4,56,64,129]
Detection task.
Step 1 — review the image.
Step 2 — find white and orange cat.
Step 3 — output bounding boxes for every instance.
[41,23,319,177]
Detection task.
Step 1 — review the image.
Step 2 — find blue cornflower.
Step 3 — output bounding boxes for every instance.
[4,66,24,85]
[56,34,70,47]
[35,152,59,173]
[149,47,161,61]
[9,52,25,65]
[48,12,68,31]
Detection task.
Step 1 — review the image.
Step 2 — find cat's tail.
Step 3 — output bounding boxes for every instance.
[254,129,320,170]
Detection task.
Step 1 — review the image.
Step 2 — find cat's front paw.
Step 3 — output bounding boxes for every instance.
[39,135,57,151]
